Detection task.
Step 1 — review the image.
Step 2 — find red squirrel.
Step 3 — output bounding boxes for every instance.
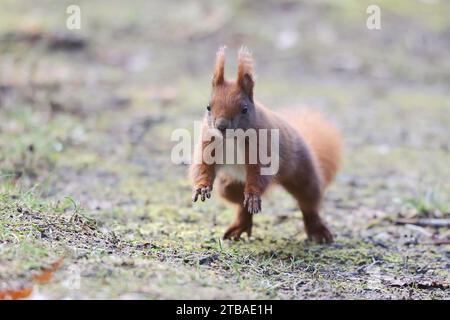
[190,47,342,243]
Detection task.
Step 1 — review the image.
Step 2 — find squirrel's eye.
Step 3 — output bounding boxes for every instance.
[207,105,211,111]
[242,105,248,114]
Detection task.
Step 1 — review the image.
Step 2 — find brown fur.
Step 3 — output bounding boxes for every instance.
[280,109,342,188]
[212,46,225,86]
[190,47,342,243]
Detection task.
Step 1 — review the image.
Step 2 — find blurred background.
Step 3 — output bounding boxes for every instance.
[0,0,449,299]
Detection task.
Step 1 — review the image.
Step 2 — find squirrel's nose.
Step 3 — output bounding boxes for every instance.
[215,118,229,132]
[216,123,227,131]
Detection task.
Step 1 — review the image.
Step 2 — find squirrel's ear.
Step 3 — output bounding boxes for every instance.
[212,46,226,87]
[237,46,255,102]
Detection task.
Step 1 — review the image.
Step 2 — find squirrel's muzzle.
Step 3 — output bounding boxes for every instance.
[214,117,230,132]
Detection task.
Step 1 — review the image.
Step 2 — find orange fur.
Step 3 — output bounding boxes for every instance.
[212,46,226,86]
[280,109,342,188]
[190,47,343,243]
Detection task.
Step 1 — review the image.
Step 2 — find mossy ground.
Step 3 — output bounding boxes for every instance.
[0,0,449,299]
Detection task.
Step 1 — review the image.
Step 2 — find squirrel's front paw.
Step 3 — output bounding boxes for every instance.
[192,185,212,202]
[243,193,261,214]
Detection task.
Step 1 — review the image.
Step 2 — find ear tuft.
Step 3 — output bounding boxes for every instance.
[212,46,226,86]
[237,46,255,101]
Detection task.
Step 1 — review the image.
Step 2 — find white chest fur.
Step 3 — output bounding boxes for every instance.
[216,164,246,183]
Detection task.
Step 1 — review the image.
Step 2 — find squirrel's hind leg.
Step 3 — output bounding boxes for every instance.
[282,180,334,244]
[216,176,253,240]
[223,206,253,240]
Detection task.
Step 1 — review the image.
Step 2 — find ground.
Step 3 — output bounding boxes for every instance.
[0,0,449,299]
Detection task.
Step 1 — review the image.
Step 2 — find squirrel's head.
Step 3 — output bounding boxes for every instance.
[206,46,255,134]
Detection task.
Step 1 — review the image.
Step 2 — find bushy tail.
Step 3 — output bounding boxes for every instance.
[283,108,342,188]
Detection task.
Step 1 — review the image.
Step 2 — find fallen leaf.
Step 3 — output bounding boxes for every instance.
[33,257,64,284]
[0,287,33,300]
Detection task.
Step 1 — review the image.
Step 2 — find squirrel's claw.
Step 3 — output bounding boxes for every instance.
[243,193,261,214]
[223,223,252,241]
[305,220,334,244]
[192,186,212,202]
